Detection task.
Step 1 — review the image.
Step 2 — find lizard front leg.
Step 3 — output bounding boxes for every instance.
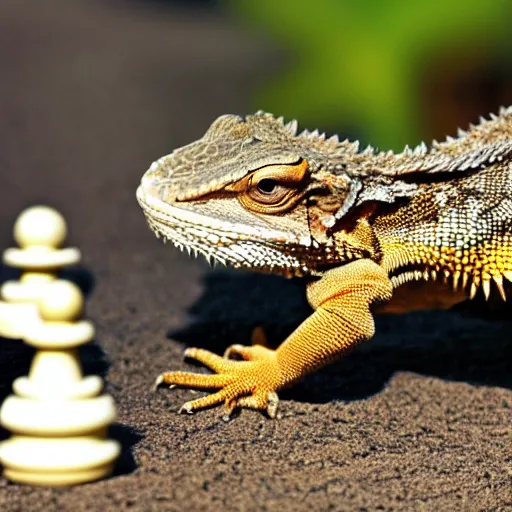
[155,259,393,417]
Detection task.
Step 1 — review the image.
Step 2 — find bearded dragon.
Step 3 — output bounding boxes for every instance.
[137,107,512,418]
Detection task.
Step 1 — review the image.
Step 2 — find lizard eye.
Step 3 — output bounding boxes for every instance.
[231,158,310,214]
[248,177,289,206]
[256,179,277,195]
[242,177,299,212]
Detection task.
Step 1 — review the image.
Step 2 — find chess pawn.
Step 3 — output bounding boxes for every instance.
[0,206,80,339]
[0,280,120,486]
[13,280,102,401]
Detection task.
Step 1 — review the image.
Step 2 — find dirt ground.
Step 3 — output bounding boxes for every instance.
[0,1,510,511]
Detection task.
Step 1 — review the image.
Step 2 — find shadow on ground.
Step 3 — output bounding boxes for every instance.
[170,269,512,405]
[111,423,144,477]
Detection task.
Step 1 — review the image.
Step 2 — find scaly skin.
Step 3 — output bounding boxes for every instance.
[137,107,512,418]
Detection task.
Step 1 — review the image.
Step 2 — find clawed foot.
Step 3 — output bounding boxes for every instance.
[154,341,282,419]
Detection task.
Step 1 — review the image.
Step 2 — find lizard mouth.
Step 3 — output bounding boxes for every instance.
[136,182,310,277]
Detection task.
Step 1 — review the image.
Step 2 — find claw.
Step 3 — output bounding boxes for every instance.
[179,402,195,414]
[223,344,244,359]
[153,374,165,391]
[221,399,238,422]
[267,392,279,419]
[153,373,177,391]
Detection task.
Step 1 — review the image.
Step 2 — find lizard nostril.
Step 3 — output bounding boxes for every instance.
[157,182,171,202]
[138,161,172,203]
[142,154,176,184]
[140,154,178,199]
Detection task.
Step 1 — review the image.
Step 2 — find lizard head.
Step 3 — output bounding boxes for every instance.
[137,112,381,277]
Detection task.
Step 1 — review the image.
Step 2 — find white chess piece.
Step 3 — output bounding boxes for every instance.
[0,206,80,339]
[0,280,121,486]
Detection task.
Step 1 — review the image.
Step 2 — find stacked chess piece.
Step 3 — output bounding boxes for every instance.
[0,206,120,486]
[0,206,81,339]
[0,279,121,485]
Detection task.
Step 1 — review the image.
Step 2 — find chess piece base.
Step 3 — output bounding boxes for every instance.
[3,464,116,486]
[0,435,120,486]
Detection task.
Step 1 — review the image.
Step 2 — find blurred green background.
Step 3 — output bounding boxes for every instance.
[226,0,512,150]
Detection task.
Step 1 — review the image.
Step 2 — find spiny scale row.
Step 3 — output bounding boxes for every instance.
[265,105,512,161]
[390,267,511,301]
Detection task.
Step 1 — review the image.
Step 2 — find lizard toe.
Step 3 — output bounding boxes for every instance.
[155,370,231,390]
[184,347,237,372]
[179,385,238,414]
[223,343,276,361]
[156,346,282,416]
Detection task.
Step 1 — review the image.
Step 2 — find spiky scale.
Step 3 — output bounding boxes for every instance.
[285,119,298,136]
[402,144,412,157]
[493,276,507,301]
[452,270,460,292]
[462,272,470,290]
[469,282,478,300]
[482,279,491,300]
[361,145,373,156]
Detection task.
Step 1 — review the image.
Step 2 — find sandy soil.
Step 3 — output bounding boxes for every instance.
[0,1,510,510]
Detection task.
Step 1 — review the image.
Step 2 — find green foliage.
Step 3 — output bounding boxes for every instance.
[227,0,511,149]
